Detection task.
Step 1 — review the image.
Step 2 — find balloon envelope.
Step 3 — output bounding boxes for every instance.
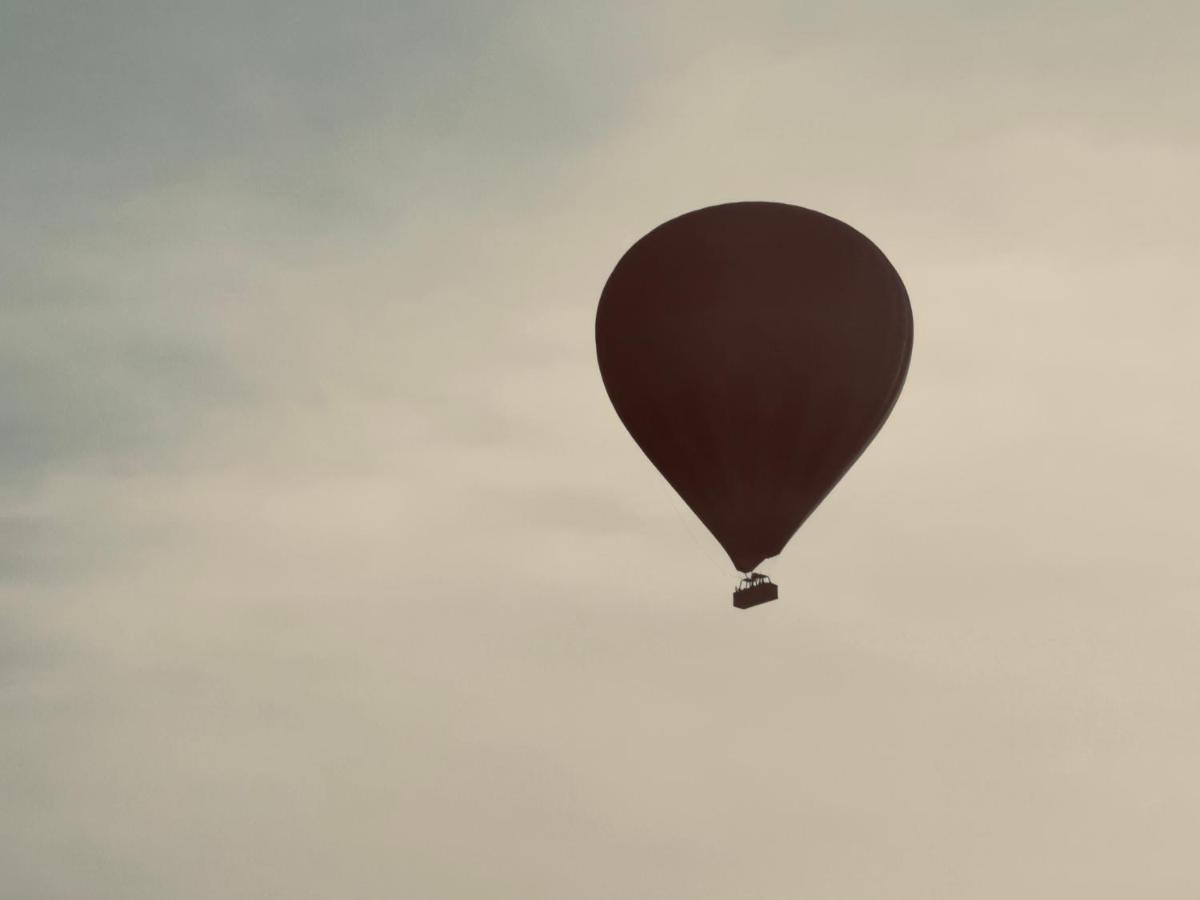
[595,202,912,573]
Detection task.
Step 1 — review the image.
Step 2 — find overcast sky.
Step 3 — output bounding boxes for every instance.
[3,2,1199,897]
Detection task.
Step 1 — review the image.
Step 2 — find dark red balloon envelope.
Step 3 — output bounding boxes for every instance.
[595,202,913,575]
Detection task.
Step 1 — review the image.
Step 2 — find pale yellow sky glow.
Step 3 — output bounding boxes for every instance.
[2,2,1199,897]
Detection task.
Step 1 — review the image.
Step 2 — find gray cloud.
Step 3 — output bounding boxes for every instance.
[2,2,1199,898]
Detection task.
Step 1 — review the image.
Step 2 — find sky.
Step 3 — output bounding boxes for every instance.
[2,2,1198,897]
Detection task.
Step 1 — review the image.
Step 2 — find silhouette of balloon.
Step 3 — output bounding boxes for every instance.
[595,201,912,575]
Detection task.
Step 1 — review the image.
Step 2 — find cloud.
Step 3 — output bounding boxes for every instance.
[2,2,1199,898]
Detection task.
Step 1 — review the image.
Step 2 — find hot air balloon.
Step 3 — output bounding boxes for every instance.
[595,202,912,609]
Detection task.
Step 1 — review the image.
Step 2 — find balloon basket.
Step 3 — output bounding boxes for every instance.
[733,574,778,610]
